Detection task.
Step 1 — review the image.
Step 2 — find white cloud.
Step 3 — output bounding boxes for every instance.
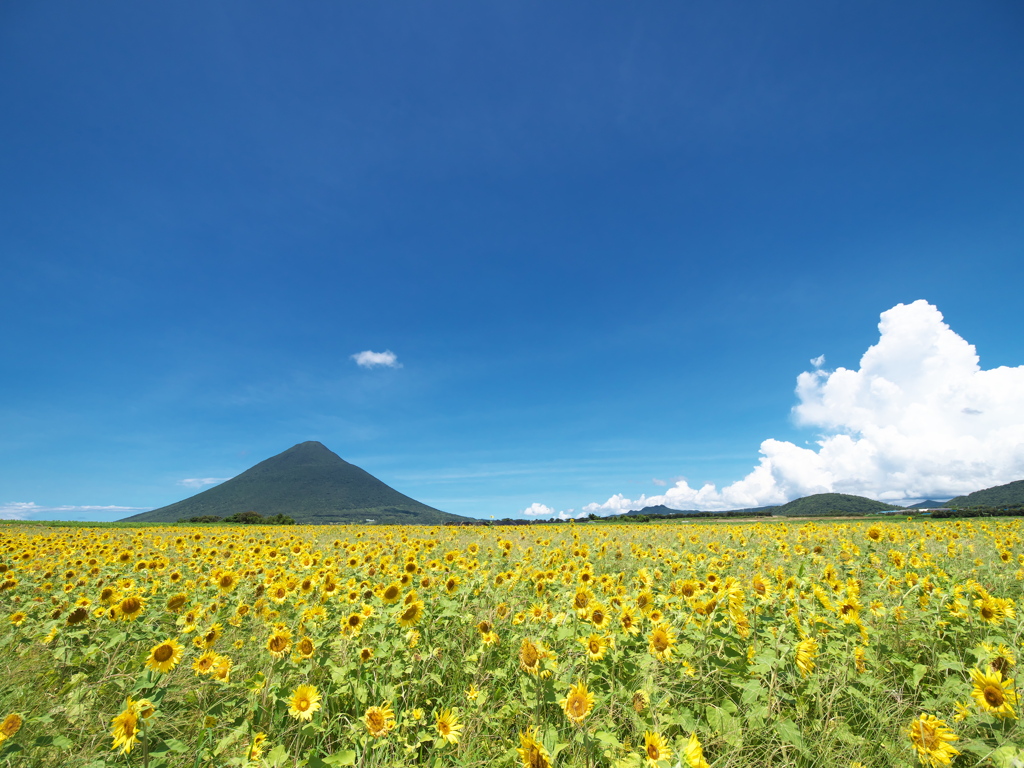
[178,477,231,489]
[810,354,826,368]
[521,502,555,516]
[585,300,1024,513]
[651,478,668,487]
[521,502,584,520]
[351,350,402,369]
[0,502,150,521]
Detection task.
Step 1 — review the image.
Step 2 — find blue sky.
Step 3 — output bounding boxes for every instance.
[2,2,1023,521]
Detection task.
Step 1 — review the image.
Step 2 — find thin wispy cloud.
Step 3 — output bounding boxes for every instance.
[178,477,231,489]
[351,350,401,369]
[585,301,1024,514]
[0,502,149,521]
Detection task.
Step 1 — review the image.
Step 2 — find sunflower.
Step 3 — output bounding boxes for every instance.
[200,622,223,648]
[215,571,238,594]
[434,708,462,745]
[619,606,641,635]
[907,713,960,766]
[969,668,1018,719]
[643,731,671,767]
[288,684,322,721]
[520,637,543,676]
[117,595,145,621]
[795,637,818,677]
[381,582,402,604]
[211,654,232,682]
[580,633,612,661]
[648,623,676,662]
[267,626,292,659]
[145,638,183,674]
[294,636,315,660]
[396,599,424,628]
[343,611,364,635]
[560,681,595,725]
[682,733,710,768]
[66,606,89,625]
[110,699,142,754]
[587,602,611,629]
[363,702,396,737]
[248,732,268,761]
[517,726,552,768]
[165,594,188,613]
[193,650,219,675]
[632,689,650,713]
[0,713,23,744]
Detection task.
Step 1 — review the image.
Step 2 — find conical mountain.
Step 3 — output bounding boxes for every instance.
[121,442,469,525]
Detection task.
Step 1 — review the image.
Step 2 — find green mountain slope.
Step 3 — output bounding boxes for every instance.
[773,493,900,516]
[906,499,948,509]
[947,479,1024,508]
[121,442,469,525]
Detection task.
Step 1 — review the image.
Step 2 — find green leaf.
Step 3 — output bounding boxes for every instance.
[912,664,929,688]
[266,744,288,767]
[706,705,742,748]
[775,719,808,755]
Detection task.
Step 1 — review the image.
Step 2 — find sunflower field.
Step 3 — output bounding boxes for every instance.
[1,518,1023,767]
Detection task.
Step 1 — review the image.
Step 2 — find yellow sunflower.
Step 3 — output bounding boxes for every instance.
[117,595,145,622]
[643,730,672,767]
[248,732,268,761]
[969,668,1018,719]
[0,713,23,744]
[287,684,321,721]
[363,702,396,737]
[682,733,710,768]
[145,638,183,674]
[110,699,142,754]
[517,726,552,768]
[192,650,219,675]
[648,623,676,662]
[560,681,595,725]
[434,708,462,745]
[580,632,612,661]
[267,626,292,659]
[907,713,959,766]
[396,599,424,628]
[295,636,315,660]
[795,637,818,677]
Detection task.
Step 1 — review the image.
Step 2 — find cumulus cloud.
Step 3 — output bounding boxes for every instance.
[351,350,401,369]
[810,355,826,368]
[584,300,1024,514]
[179,477,230,489]
[0,502,149,521]
[521,502,584,520]
[521,502,556,516]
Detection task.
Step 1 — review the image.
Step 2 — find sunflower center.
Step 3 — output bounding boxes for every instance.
[647,744,661,760]
[154,644,174,662]
[298,699,309,711]
[368,712,384,729]
[984,687,1004,707]
[917,722,938,749]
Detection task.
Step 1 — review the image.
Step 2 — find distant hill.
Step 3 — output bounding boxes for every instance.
[121,442,470,525]
[947,479,1024,508]
[626,504,777,517]
[773,493,900,517]
[906,499,948,509]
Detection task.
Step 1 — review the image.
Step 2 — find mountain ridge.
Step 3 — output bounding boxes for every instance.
[121,442,469,525]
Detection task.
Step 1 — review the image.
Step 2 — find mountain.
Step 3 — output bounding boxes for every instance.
[946,479,1024,508]
[121,442,470,525]
[773,493,900,517]
[625,504,777,517]
[906,499,949,509]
